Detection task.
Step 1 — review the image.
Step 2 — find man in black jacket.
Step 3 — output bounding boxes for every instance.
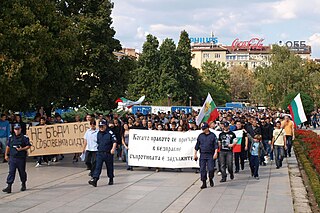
[260,119,274,165]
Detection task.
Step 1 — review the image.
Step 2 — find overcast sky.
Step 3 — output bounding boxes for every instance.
[111,0,320,58]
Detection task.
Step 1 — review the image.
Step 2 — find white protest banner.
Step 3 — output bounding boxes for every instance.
[128,129,243,168]
[27,122,90,156]
[128,129,201,168]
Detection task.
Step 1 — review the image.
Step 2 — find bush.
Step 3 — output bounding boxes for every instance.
[294,130,320,207]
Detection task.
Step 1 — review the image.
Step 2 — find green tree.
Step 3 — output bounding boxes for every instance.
[0,0,78,111]
[200,61,231,105]
[229,66,254,101]
[252,45,320,108]
[176,30,201,105]
[127,34,161,103]
[62,0,122,110]
[158,38,181,102]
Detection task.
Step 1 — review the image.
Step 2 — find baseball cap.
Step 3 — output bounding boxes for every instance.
[223,122,229,127]
[14,123,21,129]
[98,120,107,126]
[201,123,209,130]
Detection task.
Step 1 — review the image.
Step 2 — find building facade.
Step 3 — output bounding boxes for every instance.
[191,43,227,70]
[191,37,312,71]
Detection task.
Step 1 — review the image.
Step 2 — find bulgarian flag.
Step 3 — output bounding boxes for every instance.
[233,130,243,153]
[196,93,219,126]
[115,95,145,109]
[288,93,307,126]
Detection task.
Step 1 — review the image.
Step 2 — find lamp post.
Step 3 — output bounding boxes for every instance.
[189,96,192,107]
[167,94,172,106]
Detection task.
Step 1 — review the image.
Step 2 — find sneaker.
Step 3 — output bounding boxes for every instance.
[35,163,41,168]
[217,172,222,176]
[255,176,260,180]
[88,178,97,187]
[118,157,122,161]
[47,161,51,166]
[52,157,57,162]
[276,166,280,169]
[235,170,239,173]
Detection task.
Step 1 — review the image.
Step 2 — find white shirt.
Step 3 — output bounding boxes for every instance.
[84,128,98,151]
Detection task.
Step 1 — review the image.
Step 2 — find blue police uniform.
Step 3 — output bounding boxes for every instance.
[6,134,31,185]
[92,128,117,182]
[195,131,218,183]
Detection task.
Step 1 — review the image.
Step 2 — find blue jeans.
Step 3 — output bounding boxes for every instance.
[261,140,273,162]
[274,145,284,168]
[285,136,293,156]
[0,137,7,154]
[123,145,130,169]
[219,151,233,179]
[250,155,260,177]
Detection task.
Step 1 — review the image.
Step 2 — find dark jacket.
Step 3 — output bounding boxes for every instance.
[261,123,273,141]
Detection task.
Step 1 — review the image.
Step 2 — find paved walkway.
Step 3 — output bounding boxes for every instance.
[0,156,294,213]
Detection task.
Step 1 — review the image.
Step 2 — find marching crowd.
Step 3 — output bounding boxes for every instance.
[0,107,319,192]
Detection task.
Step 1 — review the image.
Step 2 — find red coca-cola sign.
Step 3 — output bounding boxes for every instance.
[231,38,264,50]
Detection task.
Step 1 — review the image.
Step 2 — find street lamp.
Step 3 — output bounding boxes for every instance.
[189,96,192,107]
[167,94,172,106]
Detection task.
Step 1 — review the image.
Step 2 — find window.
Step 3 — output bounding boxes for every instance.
[215,53,221,58]
[203,53,210,58]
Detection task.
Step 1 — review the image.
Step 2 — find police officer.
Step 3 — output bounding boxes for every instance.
[194,122,218,189]
[2,123,31,193]
[89,120,117,187]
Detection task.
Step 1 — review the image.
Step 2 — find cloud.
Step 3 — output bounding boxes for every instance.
[111,0,320,57]
[308,33,320,47]
[271,0,297,19]
[136,27,149,39]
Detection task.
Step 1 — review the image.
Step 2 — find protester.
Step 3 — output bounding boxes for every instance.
[35,117,51,167]
[234,121,248,173]
[83,120,99,177]
[260,118,274,164]
[248,134,265,180]
[272,121,286,169]
[11,113,27,135]
[281,115,295,157]
[0,114,10,163]
[122,123,132,171]
[218,122,237,183]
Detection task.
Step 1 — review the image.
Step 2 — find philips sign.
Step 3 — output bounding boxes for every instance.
[190,37,218,44]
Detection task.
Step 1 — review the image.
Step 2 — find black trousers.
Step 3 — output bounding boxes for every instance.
[234,151,246,171]
[85,151,97,175]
